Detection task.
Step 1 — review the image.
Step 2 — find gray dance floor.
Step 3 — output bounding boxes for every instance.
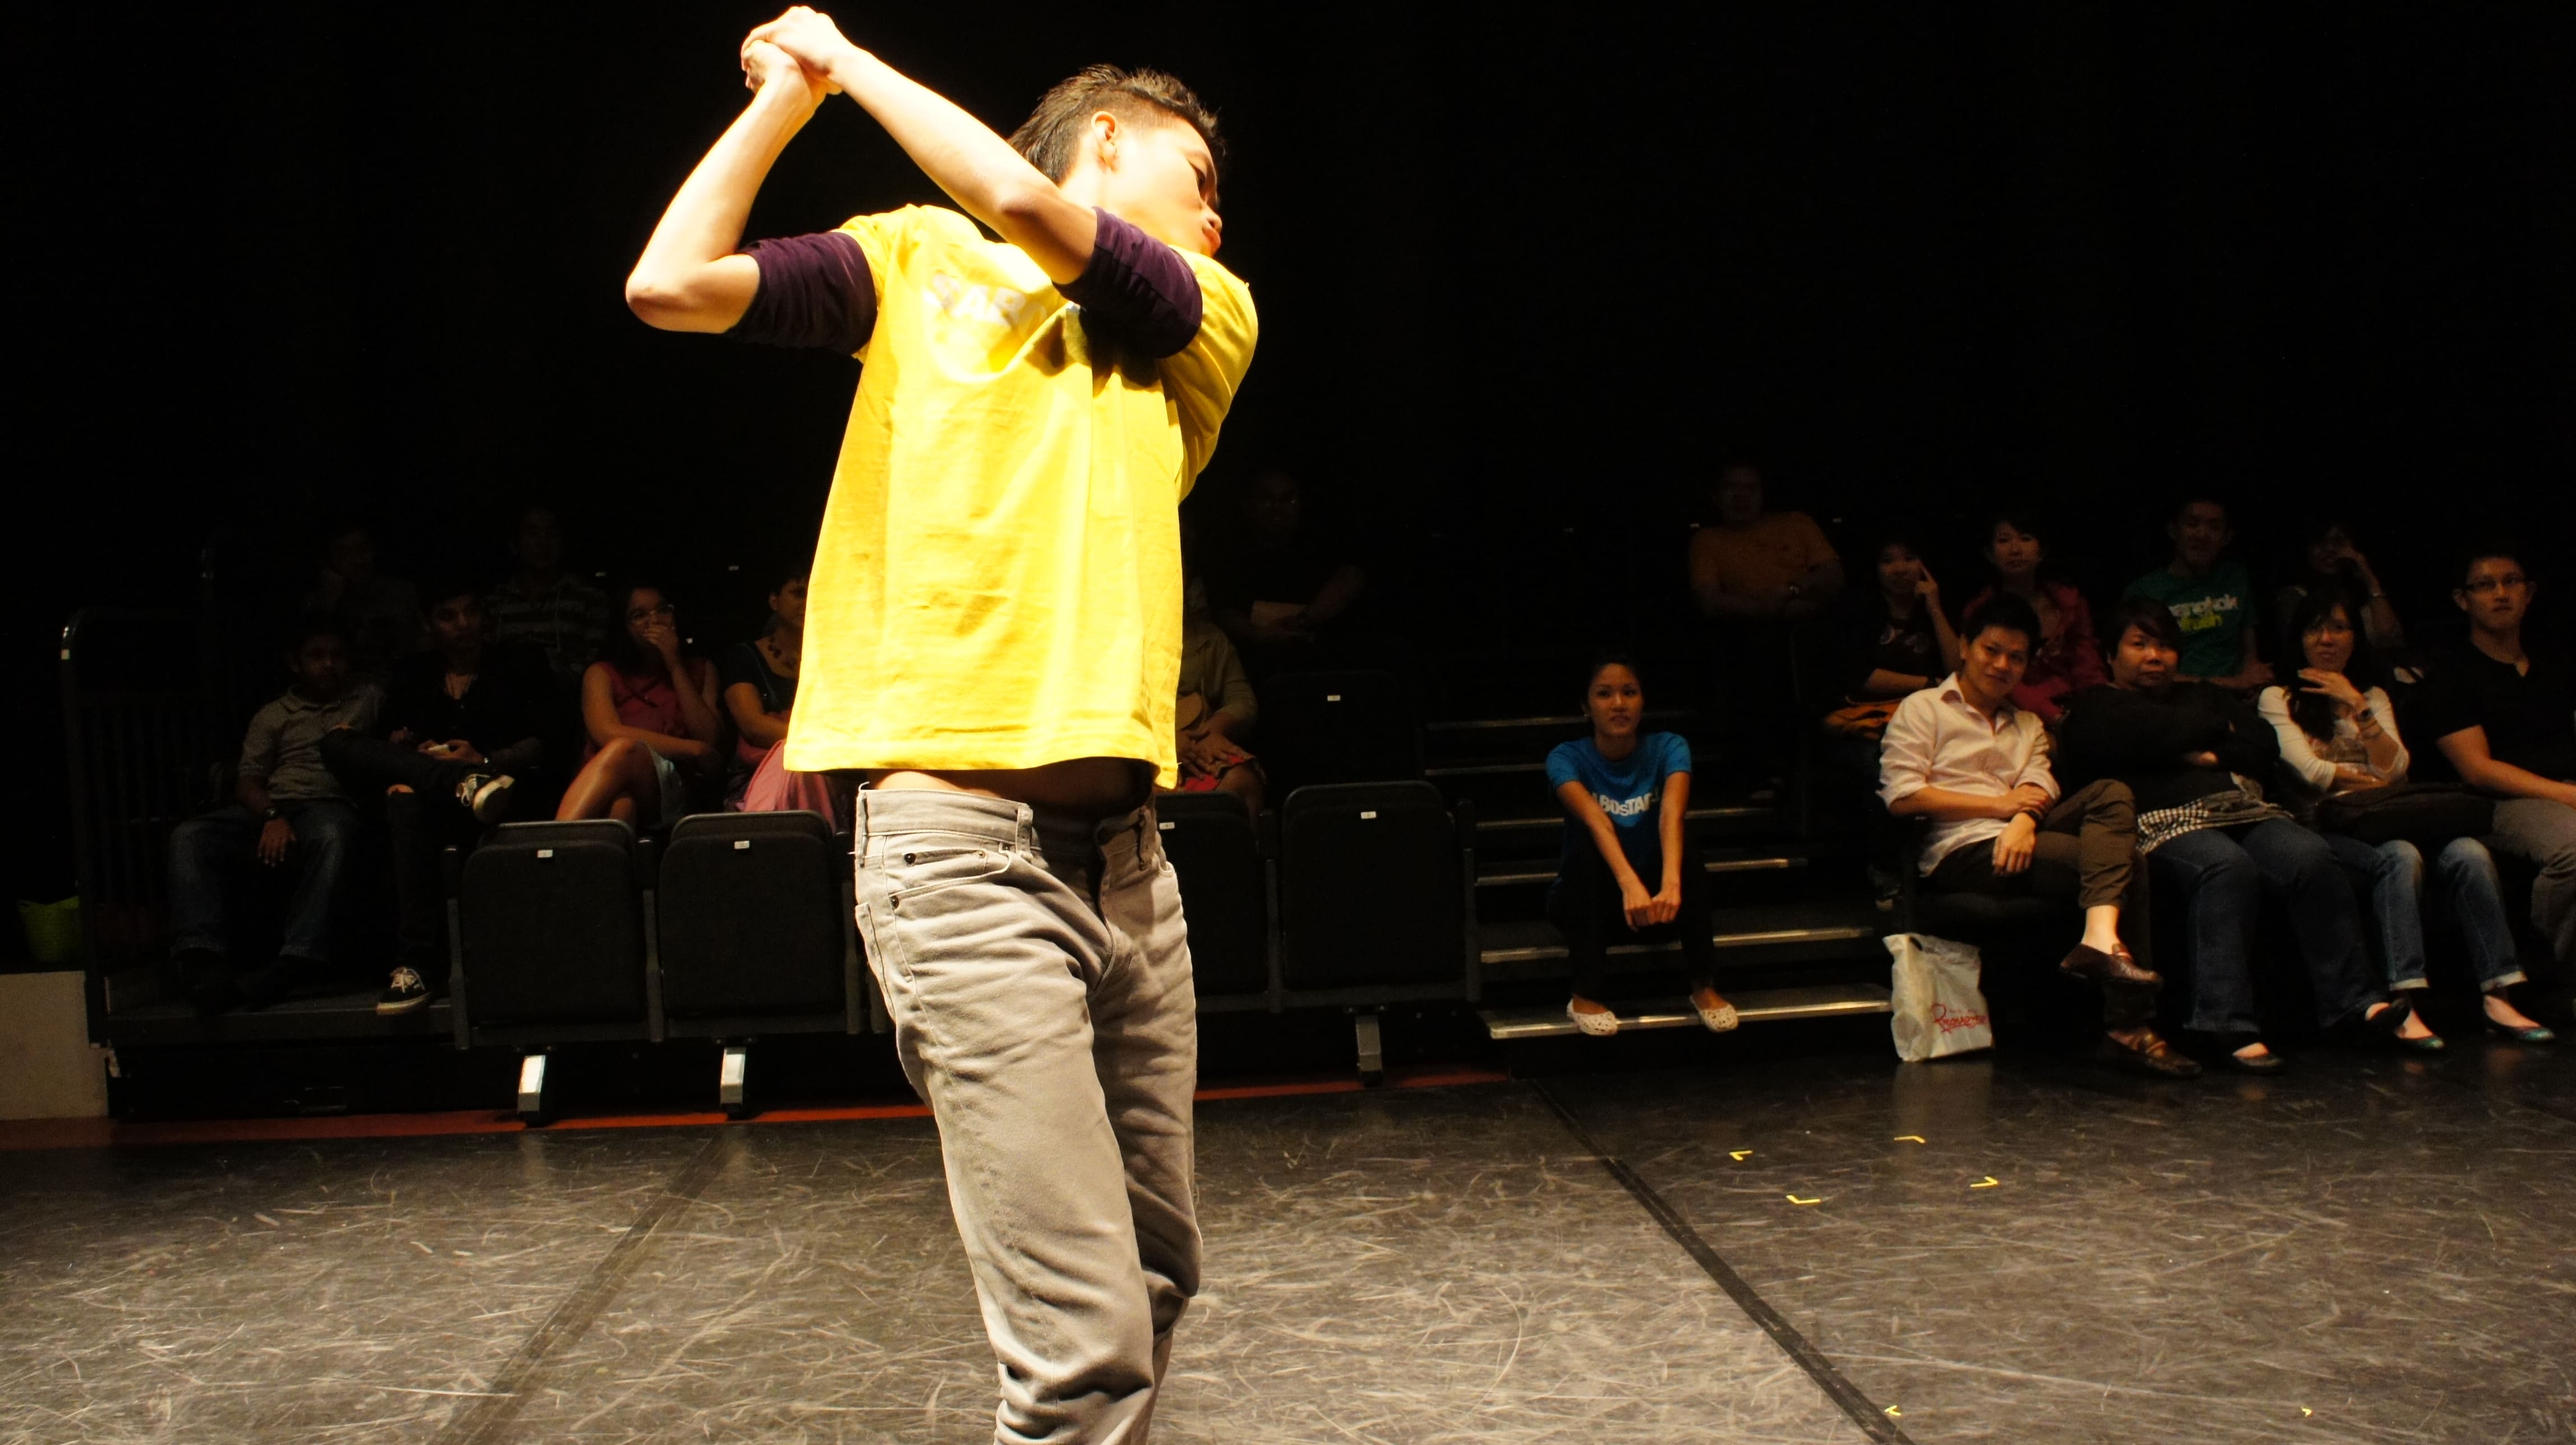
[6,1038,2573,1443]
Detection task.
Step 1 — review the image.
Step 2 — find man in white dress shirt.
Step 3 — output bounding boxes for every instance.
[1879,592,2201,1078]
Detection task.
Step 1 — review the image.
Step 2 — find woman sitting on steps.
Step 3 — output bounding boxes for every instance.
[1547,655,1736,1037]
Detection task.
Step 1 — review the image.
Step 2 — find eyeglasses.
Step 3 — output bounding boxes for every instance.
[626,603,677,621]
[2462,574,2528,595]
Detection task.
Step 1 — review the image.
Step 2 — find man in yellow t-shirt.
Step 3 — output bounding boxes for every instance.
[627,11,1253,1441]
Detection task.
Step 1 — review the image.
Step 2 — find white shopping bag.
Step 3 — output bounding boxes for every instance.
[1884,933,1994,1062]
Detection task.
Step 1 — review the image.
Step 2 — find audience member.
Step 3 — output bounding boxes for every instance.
[1688,461,1843,796]
[487,506,613,685]
[1168,571,1264,812]
[1829,531,1959,710]
[556,582,726,825]
[321,581,554,1015]
[2260,588,2541,1043]
[1687,461,1844,622]
[1204,468,1368,679]
[2056,599,2416,1069]
[721,567,804,805]
[2416,546,2576,1006]
[1547,657,1736,1036]
[1878,593,2196,1076]
[301,522,422,680]
[166,619,379,1013]
[2124,496,2271,691]
[716,564,846,822]
[2275,518,2404,654]
[1961,511,2106,722]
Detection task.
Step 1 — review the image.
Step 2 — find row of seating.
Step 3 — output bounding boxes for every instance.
[444,783,1479,1117]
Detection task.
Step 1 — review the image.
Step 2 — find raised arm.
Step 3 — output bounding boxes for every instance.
[625,43,833,332]
[751,9,1099,283]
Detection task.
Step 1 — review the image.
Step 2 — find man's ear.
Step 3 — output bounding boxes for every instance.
[2453,588,2471,614]
[1089,110,1123,163]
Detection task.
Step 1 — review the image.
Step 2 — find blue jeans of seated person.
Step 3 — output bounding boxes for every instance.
[167,799,360,964]
[2149,818,2379,1039]
[2323,834,2527,994]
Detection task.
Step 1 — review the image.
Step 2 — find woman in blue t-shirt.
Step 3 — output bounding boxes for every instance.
[1547,656,1735,1036]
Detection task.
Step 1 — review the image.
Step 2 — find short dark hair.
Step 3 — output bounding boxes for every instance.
[2106,596,2183,652]
[420,575,481,613]
[2170,492,2229,524]
[284,613,349,655]
[1009,65,1223,186]
[2459,540,2528,587]
[1962,592,2041,652]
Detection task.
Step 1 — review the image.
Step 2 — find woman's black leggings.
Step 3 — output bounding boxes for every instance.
[1547,838,1720,1002]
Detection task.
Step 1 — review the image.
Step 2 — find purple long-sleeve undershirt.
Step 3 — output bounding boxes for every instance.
[726,209,1203,358]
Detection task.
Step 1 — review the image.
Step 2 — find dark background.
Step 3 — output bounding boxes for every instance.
[8,4,2570,905]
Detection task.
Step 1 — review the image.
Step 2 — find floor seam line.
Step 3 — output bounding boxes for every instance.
[430,1129,736,1445]
[1531,1080,1913,1445]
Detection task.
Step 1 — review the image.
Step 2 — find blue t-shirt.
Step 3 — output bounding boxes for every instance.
[1545,733,1693,874]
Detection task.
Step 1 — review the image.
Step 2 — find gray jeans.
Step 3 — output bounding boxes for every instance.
[853,788,1199,1445]
[2487,795,2576,968]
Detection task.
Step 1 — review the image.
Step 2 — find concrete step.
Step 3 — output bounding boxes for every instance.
[1478,981,1893,1039]
[1476,900,1884,967]
[1475,804,1773,837]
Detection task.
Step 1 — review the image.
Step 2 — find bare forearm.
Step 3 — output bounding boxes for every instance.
[674,676,726,748]
[1860,669,1930,698]
[821,48,1093,282]
[1305,566,1367,625]
[627,84,816,331]
[1584,821,1646,889]
[2464,755,2576,803]
[236,776,272,813]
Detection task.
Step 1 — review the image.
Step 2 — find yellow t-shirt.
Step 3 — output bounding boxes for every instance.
[782,206,1258,789]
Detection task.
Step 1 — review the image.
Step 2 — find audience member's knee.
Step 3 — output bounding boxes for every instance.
[2378,839,2424,883]
[2085,779,2135,825]
[299,809,358,853]
[2435,836,2497,881]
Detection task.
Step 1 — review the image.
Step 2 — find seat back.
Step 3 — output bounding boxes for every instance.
[459,819,647,1025]
[1153,793,1269,1000]
[658,809,848,1020]
[1259,670,1417,792]
[1278,781,1465,992]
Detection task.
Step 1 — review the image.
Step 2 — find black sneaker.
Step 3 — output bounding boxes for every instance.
[178,950,239,1015]
[377,965,431,1015]
[237,955,314,1011]
[454,772,516,825]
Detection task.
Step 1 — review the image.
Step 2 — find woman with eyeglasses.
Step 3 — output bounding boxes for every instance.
[556,582,728,823]
[2258,587,2548,1044]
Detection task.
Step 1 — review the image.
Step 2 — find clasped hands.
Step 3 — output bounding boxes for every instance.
[1616,874,1683,931]
[739,8,854,102]
[1989,783,2052,875]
